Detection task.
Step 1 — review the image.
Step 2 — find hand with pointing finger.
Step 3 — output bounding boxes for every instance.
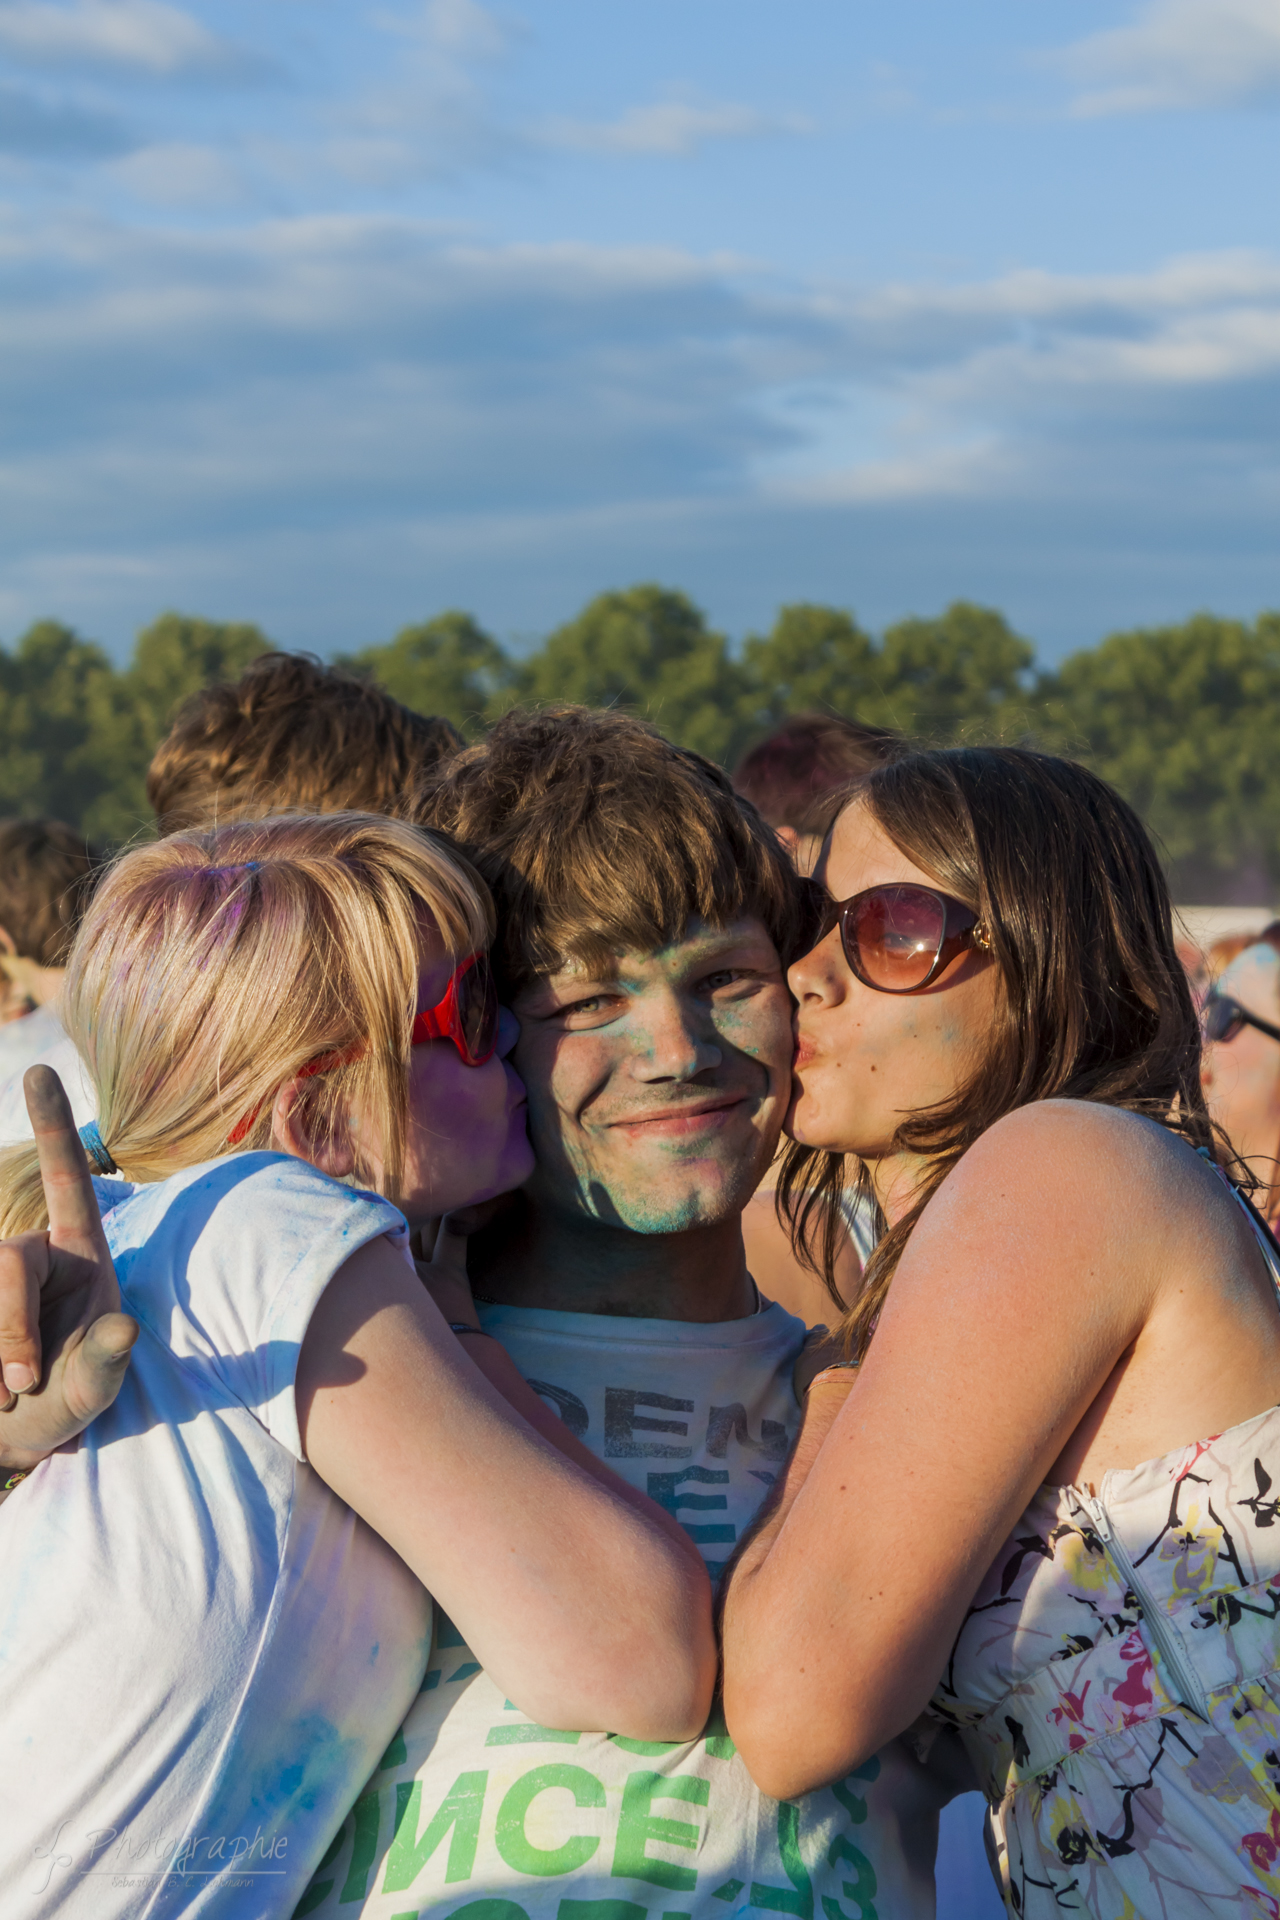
[0,1065,138,1477]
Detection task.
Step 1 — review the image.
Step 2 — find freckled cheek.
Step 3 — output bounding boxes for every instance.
[713,998,792,1081]
[516,1044,601,1162]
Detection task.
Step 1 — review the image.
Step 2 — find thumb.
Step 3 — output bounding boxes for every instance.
[429,1212,471,1281]
[62,1311,139,1425]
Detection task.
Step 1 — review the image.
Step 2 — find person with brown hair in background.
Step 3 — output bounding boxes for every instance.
[0,652,463,1144]
[147,649,462,832]
[0,818,100,1089]
[733,710,899,877]
[734,714,900,1327]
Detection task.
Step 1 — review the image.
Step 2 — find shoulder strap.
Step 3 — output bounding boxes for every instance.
[1197,1146,1280,1294]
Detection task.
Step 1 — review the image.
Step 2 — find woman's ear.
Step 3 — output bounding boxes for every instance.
[270,1079,357,1180]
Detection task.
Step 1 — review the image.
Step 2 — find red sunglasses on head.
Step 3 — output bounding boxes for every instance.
[227,952,499,1146]
[823,882,991,994]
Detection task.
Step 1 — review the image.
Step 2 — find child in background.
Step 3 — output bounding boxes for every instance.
[0,812,713,1917]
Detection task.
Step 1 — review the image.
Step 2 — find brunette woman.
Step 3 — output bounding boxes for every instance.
[723,746,1280,1917]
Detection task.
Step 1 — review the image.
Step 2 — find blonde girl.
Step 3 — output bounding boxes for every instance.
[0,813,713,1917]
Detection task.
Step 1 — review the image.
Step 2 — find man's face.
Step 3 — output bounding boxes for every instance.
[509,917,793,1235]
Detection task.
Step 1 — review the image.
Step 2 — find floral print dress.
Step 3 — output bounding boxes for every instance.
[932,1193,1280,1916]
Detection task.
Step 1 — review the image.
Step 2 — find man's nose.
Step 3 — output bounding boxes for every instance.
[632,997,721,1080]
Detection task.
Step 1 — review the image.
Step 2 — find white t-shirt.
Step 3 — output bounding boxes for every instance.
[0,1013,93,1144]
[299,1299,948,1920]
[0,1153,433,1919]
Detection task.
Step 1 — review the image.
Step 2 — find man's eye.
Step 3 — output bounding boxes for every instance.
[704,969,749,992]
[556,995,621,1024]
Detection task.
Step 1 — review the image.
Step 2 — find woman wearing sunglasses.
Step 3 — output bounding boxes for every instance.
[721,746,1280,1918]
[1201,928,1280,1229]
[0,813,713,1917]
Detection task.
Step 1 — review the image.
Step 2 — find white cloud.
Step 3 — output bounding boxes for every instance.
[418,0,508,60]
[541,98,808,158]
[107,141,245,205]
[0,0,245,77]
[0,219,1278,656]
[1054,0,1280,115]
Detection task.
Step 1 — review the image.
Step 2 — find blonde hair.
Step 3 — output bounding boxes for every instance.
[0,813,492,1235]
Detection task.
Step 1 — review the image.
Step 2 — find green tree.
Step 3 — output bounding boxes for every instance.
[340,612,512,740]
[126,613,270,751]
[1033,612,1280,899]
[0,622,139,841]
[739,599,1035,750]
[0,612,274,844]
[515,585,752,764]
[741,604,882,734]
[876,602,1036,741]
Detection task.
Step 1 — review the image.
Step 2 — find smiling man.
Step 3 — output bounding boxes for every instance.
[294,707,961,1920]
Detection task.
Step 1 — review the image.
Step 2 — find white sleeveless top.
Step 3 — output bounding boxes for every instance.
[0,1153,432,1919]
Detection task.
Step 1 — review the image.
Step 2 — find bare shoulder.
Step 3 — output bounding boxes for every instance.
[922,1099,1226,1264]
[961,1098,1204,1189]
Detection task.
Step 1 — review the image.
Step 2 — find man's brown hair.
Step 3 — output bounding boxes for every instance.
[410,705,807,992]
[147,652,463,833]
[0,818,101,967]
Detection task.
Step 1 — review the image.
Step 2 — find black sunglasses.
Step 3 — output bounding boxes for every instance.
[824,882,992,995]
[1202,990,1280,1048]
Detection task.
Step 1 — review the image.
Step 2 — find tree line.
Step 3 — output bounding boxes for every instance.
[3,587,1278,901]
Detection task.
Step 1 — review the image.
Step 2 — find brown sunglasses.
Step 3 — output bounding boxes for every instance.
[824,882,992,994]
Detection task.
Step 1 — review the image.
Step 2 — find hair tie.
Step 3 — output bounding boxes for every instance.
[78,1120,118,1176]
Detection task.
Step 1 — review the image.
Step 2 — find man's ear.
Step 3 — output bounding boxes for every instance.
[0,926,16,958]
[270,1079,356,1180]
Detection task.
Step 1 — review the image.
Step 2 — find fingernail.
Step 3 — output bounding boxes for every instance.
[3,1364,34,1393]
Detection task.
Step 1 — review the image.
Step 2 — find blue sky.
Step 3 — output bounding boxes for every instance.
[1,0,1278,663]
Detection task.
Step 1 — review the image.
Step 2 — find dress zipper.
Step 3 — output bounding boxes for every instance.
[1078,1484,1211,1721]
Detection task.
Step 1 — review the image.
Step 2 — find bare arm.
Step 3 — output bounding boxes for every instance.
[0,1088,715,1742]
[298,1237,716,1742]
[721,1103,1264,1800]
[412,1215,717,1559]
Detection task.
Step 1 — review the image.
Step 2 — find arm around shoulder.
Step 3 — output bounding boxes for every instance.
[298,1237,716,1742]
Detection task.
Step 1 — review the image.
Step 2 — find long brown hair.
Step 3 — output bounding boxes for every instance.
[778,745,1226,1358]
